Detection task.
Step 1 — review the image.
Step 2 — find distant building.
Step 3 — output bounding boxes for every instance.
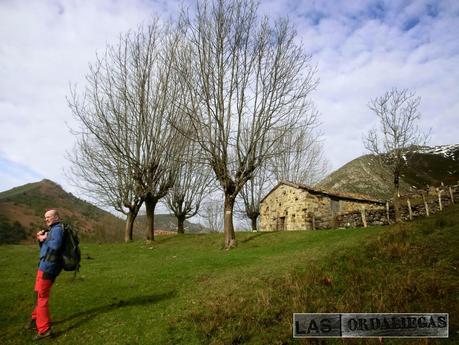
[259,181,386,231]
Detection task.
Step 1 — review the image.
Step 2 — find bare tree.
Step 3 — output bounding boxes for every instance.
[238,128,328,232]
[176,0,318,248]
[68,21,183,241]
[165,141,215,233]
[363,88,430,222]
[238,164,273,231]
[67,132,143,242]
[270,123,329,185]
[201,197,224,233]
[238,118,328,231]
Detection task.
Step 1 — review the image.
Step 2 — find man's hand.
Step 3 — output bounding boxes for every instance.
[36,230,48,242]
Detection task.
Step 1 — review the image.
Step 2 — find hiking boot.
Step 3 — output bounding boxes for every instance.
[24,319,36,330]
[33,329,52,340]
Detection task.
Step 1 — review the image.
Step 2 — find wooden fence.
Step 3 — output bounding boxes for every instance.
[335,183,459,228]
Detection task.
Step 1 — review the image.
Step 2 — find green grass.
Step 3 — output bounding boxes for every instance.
[1,205,458,344]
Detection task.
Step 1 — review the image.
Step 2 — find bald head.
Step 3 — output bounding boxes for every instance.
[44,209,60,227]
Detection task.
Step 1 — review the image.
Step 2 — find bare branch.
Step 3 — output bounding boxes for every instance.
[363,87,430,221]
[175,0,318,248]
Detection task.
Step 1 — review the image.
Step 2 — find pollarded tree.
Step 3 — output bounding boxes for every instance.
[238,164,273,231]
[67,131,143,242]
[69,21,184,241]
[363,88,430,222]
[176,0,318,248]
[123,25,187,241]
[165,140,215,234]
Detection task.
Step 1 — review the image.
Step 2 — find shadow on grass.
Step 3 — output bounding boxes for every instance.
[239,232,271,244]
[53,290,176,337]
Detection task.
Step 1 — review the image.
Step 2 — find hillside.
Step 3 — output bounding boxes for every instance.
[134,214,206,236]
[318,144,459,199]
[0,179,126,243]
[1,203,458,344]
[0,179,207,244]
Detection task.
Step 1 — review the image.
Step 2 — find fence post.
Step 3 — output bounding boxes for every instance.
[386,201,390,223]
[437,188,443,211]
[422,192,429,217]
[360,207,367,228]
[449,187,454,204]
[407,198,413,221]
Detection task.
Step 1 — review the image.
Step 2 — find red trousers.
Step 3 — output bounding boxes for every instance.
[31,270,54,333]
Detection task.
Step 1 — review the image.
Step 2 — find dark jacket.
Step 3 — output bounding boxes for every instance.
[38,222,64,277]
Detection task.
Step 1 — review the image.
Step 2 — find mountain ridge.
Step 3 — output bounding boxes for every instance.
[318,144,459,199]
[0,179,125,243]
[0,179,205,244]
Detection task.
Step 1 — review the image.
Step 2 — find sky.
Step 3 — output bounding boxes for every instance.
[1,0,458,210]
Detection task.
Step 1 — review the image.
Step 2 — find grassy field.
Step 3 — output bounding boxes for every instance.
[1,205,458,344]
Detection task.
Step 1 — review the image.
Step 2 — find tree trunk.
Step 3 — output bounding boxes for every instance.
[124,211,136,242]
[223,194,237,249]
[177,215,186,234]
[145,193,158,241]
[250,215,258,231]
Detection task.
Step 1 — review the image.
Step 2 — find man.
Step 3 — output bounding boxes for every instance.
[26,209,64,340]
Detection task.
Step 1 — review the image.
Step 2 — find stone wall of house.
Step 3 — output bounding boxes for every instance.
[259,184,310,231]
[259,184,385,231]
[260,183,458,232]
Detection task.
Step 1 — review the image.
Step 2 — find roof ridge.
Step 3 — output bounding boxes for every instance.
[278,180,385,204]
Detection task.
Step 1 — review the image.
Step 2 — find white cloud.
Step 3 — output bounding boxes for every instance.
[0,0,157,192]
[271,0,459,170]
[0,0,458,210]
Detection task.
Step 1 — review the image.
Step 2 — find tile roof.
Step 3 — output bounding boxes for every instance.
[261,180,386,204]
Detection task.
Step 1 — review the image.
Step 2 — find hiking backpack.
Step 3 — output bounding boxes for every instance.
[61,223,81,272]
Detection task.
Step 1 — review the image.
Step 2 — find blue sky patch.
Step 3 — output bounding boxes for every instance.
[0,156,42,192]
[403,17,420,31]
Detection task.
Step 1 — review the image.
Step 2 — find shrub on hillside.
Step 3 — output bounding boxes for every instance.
[0,220,27,244]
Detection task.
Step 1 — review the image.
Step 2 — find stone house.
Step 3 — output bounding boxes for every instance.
[259,181,386,231]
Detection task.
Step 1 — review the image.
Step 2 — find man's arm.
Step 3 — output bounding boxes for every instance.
[46,225,64,252]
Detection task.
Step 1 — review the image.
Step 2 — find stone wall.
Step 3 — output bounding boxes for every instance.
[335,184,459,228]
[259,184,385,231]
[260,183,458,232]
[259,184,311,231]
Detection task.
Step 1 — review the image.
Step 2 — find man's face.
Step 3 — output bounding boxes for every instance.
[44,211,58,227]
